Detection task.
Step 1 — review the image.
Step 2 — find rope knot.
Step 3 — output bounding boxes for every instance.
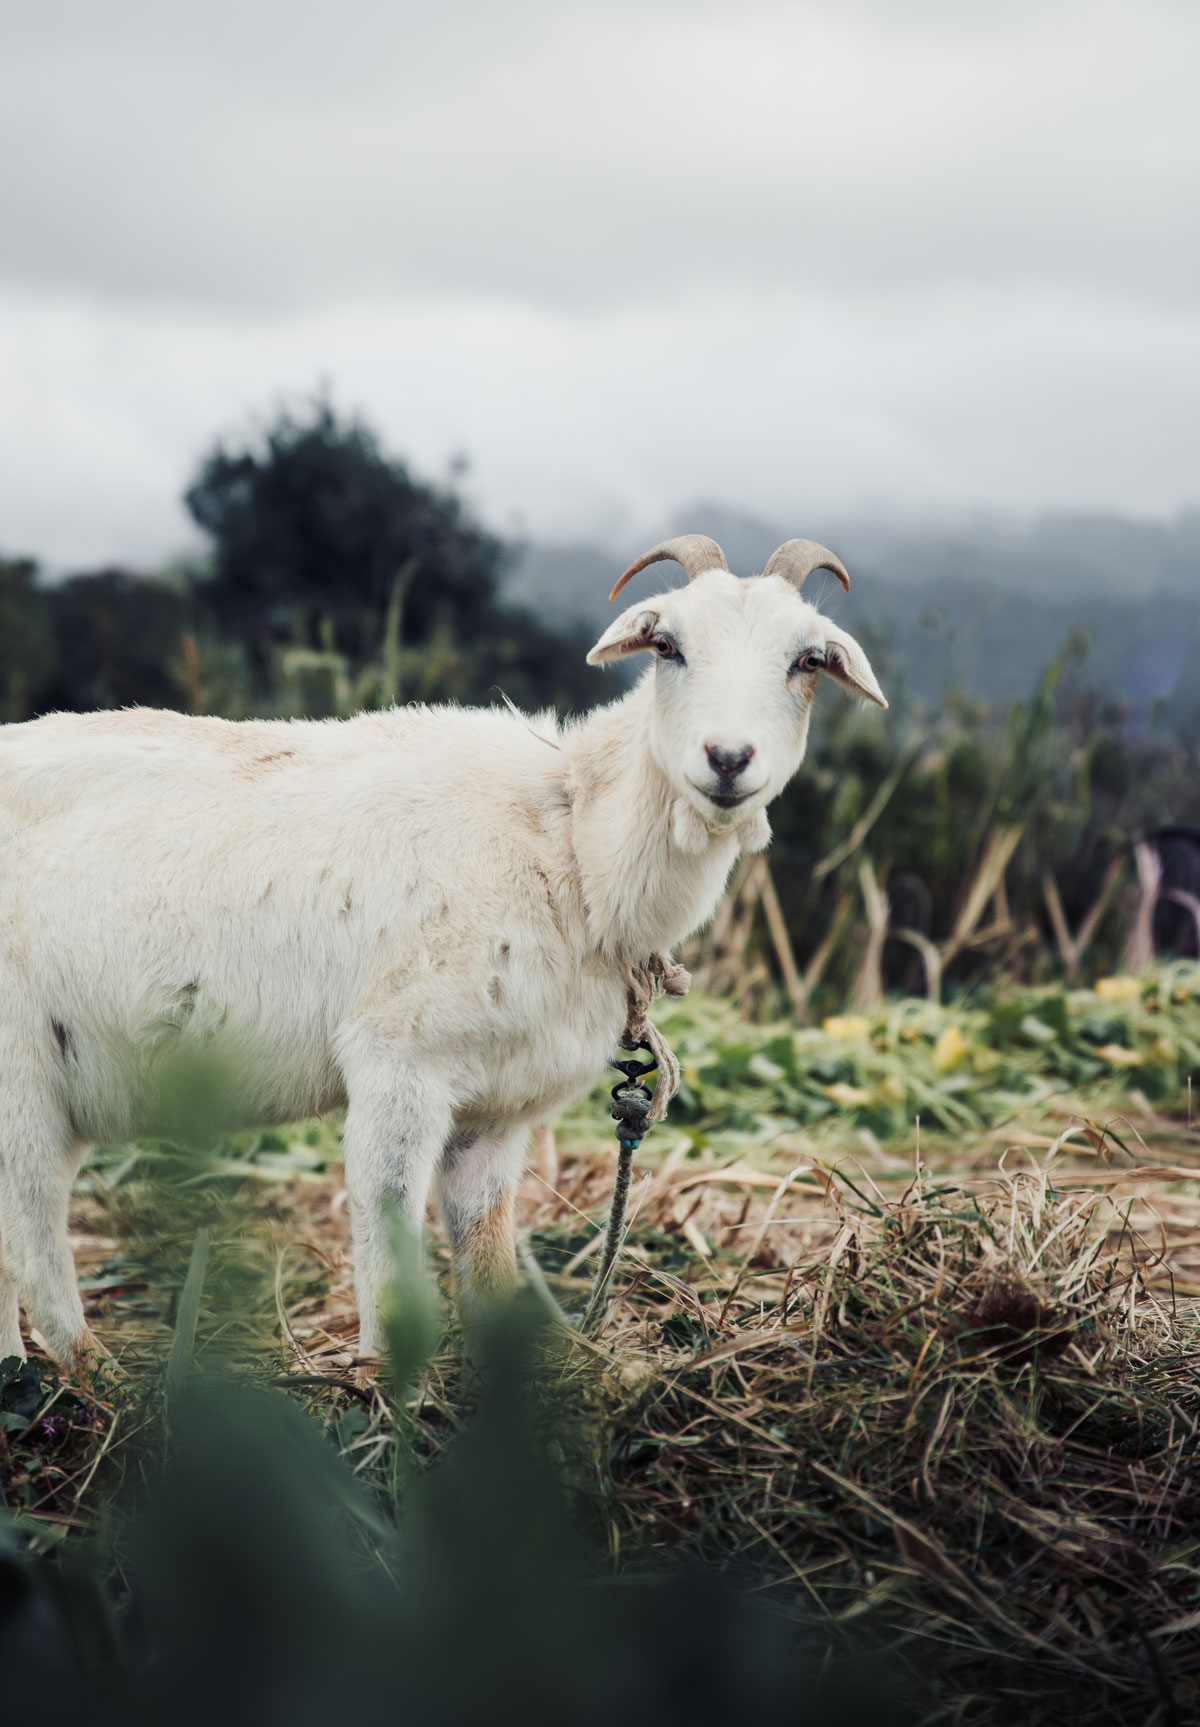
[620,951,691,1123]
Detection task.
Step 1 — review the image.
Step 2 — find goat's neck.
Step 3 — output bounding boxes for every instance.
[564,679,741,963]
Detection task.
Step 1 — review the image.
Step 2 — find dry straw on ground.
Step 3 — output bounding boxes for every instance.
[583,1157,1199,1724]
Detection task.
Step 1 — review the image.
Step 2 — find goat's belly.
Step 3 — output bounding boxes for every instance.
[62,1008,347,1145]
[14,910,352,1142]
[447,966,628,1130]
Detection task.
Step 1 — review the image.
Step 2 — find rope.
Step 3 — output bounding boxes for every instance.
[621,952,690,1122]
[582,950,690,1332]
[582,1138,635,1330]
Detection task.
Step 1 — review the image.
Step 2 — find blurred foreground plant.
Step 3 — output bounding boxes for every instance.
[0,1054,909,1727]
[1,1299,907,1727]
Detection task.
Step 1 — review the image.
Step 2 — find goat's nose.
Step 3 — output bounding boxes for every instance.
[704,741,756,778]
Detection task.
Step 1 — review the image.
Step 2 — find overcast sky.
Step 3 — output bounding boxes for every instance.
[2,0,1197,567]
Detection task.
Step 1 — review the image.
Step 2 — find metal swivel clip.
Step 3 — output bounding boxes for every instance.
[608,1041,657,1150]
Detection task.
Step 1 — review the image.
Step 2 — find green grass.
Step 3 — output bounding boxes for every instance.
[554,960,1200,1158]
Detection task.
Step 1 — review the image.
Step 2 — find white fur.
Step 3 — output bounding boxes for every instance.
[0,567,882,1367]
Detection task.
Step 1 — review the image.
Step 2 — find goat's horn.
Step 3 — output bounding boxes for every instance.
[608,534,730,603]
[763,539,851,593]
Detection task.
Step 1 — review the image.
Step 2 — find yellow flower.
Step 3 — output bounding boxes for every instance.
[1096,1043,1142,1067]
[882,1074,906,1101]
[823,1014,871,1040]
[933,1026,965,1072]
[1095,976,1142,1002]
[824,1082,871,1106]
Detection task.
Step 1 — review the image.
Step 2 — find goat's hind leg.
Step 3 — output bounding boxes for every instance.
[436,1128,526,1353]
[0,1071,97,1377]
[0,1174,22,1363]
[0,1037,28,1361]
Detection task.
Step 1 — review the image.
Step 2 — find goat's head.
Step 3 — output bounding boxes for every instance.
[587,533,886,838]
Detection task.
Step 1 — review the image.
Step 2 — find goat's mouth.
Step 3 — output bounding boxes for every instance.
[690,782,756,810]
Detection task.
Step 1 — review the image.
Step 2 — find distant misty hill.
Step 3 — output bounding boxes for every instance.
[506,506,1200,716]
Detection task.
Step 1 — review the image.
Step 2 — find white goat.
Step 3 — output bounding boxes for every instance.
[0,535,885,1375]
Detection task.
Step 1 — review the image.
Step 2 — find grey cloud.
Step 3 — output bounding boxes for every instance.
[3,0,1198,566]
[2,0,1197,314]
[3,276,1197,569]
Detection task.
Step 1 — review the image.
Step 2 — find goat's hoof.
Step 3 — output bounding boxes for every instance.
[351,1355,384,1391]
[68,1331,126,1400]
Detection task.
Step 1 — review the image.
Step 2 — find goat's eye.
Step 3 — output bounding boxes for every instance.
[791,649,824,676]
[654,636,682,661]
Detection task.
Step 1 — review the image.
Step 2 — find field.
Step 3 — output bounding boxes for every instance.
[3,964,1199,1723]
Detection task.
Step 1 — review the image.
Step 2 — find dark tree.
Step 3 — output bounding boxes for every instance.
[185,402,504,663]
[0,555,53,720]
[183,399,598,713]
[39,569,192,714]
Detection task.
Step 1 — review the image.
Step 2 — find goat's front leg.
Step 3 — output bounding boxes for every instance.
[338,1035,453,1362]
[435,1128,527,1347]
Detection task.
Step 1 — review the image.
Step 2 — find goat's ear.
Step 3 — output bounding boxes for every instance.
[586,604,662,665]
[822,623,887,708]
